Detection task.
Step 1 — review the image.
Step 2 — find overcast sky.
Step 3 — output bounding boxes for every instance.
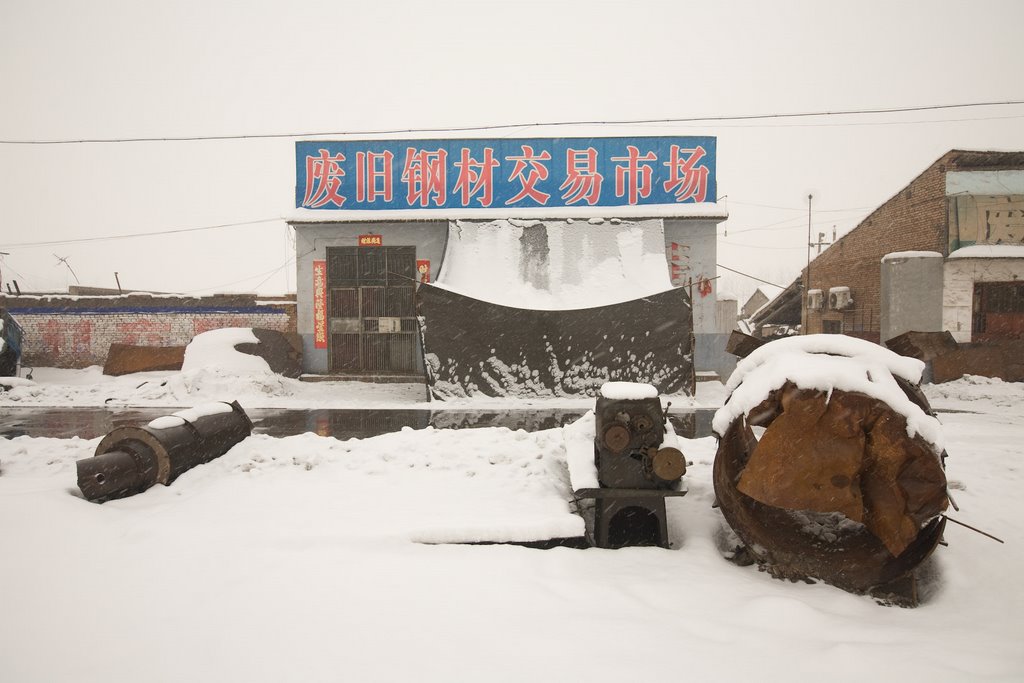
[2,0,1023,302]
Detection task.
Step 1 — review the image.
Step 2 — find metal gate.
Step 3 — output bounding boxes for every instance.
[973,281,1024,341]
[326,246,418,373]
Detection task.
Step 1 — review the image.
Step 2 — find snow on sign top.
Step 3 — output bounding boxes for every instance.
[713,335,943,453]
[600,382,658,400]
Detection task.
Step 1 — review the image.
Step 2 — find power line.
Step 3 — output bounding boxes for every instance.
[716,264,786,286]
[719,241,807,251]
[2,99,1023,145]
[0,217,282,249]
[651,112,1024,131]
[727,200,875,213]
[181,247,313,294]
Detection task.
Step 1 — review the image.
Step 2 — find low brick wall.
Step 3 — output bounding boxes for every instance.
[0,293,297,369]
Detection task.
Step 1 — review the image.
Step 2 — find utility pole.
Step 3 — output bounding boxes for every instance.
[803,194,812,333]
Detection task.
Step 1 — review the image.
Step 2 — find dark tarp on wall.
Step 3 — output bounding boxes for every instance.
[416,284,694,399]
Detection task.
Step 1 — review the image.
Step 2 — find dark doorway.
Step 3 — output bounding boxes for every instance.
[326,246,418,373]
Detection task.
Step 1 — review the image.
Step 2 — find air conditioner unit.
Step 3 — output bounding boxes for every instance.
[828,286,853,310]
[807,289,824,310]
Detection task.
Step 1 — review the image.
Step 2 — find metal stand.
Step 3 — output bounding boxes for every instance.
[575,488,687,549]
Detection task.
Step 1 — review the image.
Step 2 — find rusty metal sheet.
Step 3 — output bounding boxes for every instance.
[103,343,186,376]
[417,284,694,399]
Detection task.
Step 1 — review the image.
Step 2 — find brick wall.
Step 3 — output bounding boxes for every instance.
[0,293,297,368]
[804,150,1024,343]
[804,151,954,341]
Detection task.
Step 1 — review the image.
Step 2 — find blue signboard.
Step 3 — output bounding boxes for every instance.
[295,136,716,211]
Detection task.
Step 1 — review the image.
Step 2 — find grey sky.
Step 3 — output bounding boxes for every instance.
[2,0,1023,301]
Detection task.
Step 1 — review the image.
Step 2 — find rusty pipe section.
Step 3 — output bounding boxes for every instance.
[76,400,252,503]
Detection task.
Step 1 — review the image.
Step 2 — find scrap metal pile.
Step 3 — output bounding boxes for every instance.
[712,335,949,603]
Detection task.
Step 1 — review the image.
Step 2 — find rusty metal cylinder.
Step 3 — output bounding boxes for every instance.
[712,336,949,602]
[77,400,252,503]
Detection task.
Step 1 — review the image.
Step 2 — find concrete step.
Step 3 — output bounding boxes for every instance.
[298,373,426,384]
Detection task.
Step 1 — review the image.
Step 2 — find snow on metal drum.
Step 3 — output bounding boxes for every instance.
[711,334,949,604]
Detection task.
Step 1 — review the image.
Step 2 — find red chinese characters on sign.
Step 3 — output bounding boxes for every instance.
[559,147,603,206]
[313,260,328,349]
[303,149,347,208]
[663,145,709,203]
[612,145,657,205]
[298,138,715,210]
[358,234,383,247]
[505,145,552,206]
[402,148,448,207]
[356,151,394,202]
[454,147,499,207]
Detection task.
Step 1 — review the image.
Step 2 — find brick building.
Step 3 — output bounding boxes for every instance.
[803,150,1024,344]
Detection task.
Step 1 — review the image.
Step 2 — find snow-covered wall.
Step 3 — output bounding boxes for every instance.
[436,218,670,309]
[943,256,1024,342]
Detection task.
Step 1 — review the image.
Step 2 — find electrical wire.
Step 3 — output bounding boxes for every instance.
[726,200,876,213]
[719,241,807,251]
[716,264,787,289]
[2,99,1023,145]
[0,217,282,249]
[181,247,313,294]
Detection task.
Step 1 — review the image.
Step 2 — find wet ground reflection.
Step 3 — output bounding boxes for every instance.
[0,407,718,440]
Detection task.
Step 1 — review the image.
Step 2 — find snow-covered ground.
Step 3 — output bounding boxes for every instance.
[1,363,1023,681]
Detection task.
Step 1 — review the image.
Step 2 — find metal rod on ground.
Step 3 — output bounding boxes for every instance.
[942,515,1004,543]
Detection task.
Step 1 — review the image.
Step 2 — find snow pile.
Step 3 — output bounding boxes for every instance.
[0,422,583,545]
[599,381,658,400]
[564,410,600,490]
[0,376,35,390]
[181,327,271,374]
[436,218,674,309]
[2,381,1024,680]
[129,329,285,404]
[147,402,236,430]
[713,334,942,451]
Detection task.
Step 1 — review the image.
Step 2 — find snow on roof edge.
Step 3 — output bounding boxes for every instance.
[948,244,1024,259]
[287,203,728,223]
